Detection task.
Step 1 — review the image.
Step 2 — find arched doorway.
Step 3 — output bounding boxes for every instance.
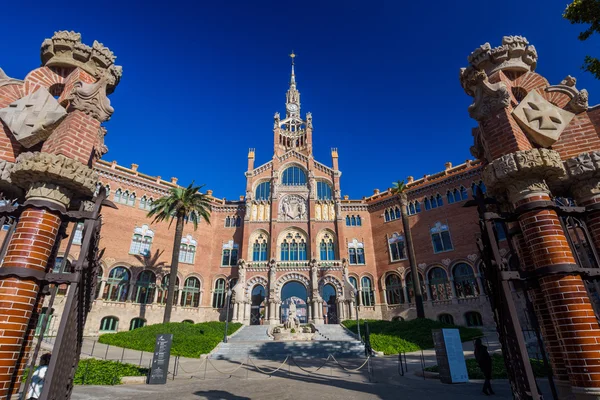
[322,284,337,324]
[280,281,308,324]
[250,285,266,325]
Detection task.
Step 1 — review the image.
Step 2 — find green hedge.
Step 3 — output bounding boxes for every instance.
[425,354,549,379]
[98,322,242,358]
[24,359,147,385]
[342,319,483,354]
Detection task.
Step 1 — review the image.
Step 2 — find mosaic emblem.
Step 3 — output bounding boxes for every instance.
[512,90,574,148]
[0,87,67,148]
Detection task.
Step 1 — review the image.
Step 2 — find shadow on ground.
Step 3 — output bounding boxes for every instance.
[193,390,251,399]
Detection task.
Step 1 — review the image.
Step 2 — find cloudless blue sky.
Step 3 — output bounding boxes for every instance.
[2,1,599,200]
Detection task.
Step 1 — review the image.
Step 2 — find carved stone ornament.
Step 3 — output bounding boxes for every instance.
[278,194,307,220]
[512,90,575,148]
[545,75,589,113]
[0,68,23,88]
[459,66,510,121]
[483,148,565,203]
[467,35,538,76]
[0,87,67,148]
[94,126,108,160]
[564,152,600,202]
[41,31,122,93]
[67,75,114,122]
[10,152,98,206]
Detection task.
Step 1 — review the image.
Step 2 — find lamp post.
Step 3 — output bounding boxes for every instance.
[223,287,233,343]
[354,288,361,343]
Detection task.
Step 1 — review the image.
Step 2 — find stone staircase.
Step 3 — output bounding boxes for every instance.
[211,324,365,361]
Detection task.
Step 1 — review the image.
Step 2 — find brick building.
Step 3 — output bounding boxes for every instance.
[44,54,494,336]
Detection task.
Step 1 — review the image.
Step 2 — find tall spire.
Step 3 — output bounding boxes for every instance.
[289,51,296,86]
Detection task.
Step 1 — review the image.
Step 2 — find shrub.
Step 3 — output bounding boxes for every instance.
[74,359,148,385]
[290,328,296,333]
[99,322,242,358]
[342,319,482,354]
[425,354,549,379]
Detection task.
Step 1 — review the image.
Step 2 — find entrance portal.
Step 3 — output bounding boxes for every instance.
[250,285,266,325]
[322,284,338,324]
[280,281,308,324]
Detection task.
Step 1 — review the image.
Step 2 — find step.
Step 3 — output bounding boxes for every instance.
[211,340,366,360]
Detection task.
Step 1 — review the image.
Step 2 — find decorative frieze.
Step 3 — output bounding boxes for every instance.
[545,75,589,113]
[459,66,510,121]
[467,35,538,76]
[564,152,600,202]
[67,75,114,122]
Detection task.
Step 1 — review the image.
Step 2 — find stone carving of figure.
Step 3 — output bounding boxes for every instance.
[281,198,290,219]
[251,204,258,221]
[329,203,335,220]
[258,203,264,220]
[265,205,270,220]
[323,204,329,220]
[284,301,299,330]
[299,201,306,219]
[315,204,321,220]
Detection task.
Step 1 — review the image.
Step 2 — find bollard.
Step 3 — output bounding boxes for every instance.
[105,344,110,360]
[139,350,143,367]
[203,356,208,380]
[120,347,125,363]
[90,340,96,357]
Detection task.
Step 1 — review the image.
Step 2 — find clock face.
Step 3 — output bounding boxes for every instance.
[287,104,298,112]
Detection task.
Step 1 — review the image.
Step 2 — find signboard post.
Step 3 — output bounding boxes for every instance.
[148,334,173,384]
[432,328,469,384]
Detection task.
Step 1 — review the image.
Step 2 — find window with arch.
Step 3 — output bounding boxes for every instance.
[360,276,375,307]
[453,263,479,298]
[348,239,365,265]
[405,271,427,302]
[385,274,404,305]
[428,267,451,301]
[465,311,483,327]
[129,225,154,256]
[349,276,359,304]
[179,235,197,264]
[436,194,443,207]
[388,233,406,262]
[317,181,333,200]
[319,232,336,261]
[460,186,468,200]
[103,267,130,302]
[157,274,179,305]
[224,216,242,228]
[134,270,156,304]
[73,222,84,245]
[114,188,122,203]
[252,233,268,261]
[453,188,461,202]
[221,241,239,266]
[346,215,362,226]
[430,222,453,253]
[280,231,307,261]
[127,192,136,206]
[281,166,307,186]
[471,181,487,196]
[212,278,226,308]
[255,181,271,200]
[100,316,119,332]
[139,195,154,211]
[438,314,454,325]
[424,197,431,210]
[181,277,201,307]
[447,190,455,204]
[129,318,146,330]
[384,206,401,222]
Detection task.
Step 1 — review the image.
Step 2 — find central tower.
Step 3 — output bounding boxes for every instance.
[274,52,313,157]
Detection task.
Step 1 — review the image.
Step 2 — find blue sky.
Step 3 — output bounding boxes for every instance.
[2,1,599,200]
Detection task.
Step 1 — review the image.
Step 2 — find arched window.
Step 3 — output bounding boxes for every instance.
[460,186,468,200]
[453,263,479,298]
[317,181,333,200]
[100,316,119,332]
[394,207,401,219]
[212,278,226,308]
[157,274,180,305]
[361,277,375,306]
[431,222,453,253]
[349,276,359,304]
[436,194,443,207]
[104,184,111,197]
[129,318,146,330]
[408,203,416,215]
[388,233,406,262]
[179,235,197,264]
[73,222,84,245]
[438,314,454,325]
[424,198,431,211]
[384,209,391,222]
[447,190,454,204]
[129,225,154,256]
[348,239,365,265]
[281,166,307,186]
[252,233,268,261]
[134,270,156,304]
[221,241,239,266]
[428,267,451,301]
[346,215,351,226]
[319,232,335,261]
[103,267,130,302]
[114,189,122,203]
[127,192,136,206]
[351,216,357,226]
[139,195,147,210]
[280,231,307,261]
[385,274,403,305]
[255,181,271,200]
[415,200,421,213]
[453,188,461,202]
[181,277,201,307]
[406,272,427,302]
[465,311,483,327]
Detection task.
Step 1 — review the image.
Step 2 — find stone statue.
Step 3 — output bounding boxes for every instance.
[284,301,299,330]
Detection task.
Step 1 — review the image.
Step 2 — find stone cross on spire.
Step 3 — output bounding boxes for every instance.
[289,51,296,86]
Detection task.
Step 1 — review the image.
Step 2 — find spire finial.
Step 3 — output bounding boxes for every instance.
[289,51,296,85]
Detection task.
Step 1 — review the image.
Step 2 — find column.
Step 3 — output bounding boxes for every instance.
[244,302,251,325]
[177,290,183,307]
[153,286,159,304]
[475,274,484,297]
[307,300,312,322]
[424,279,434,304]
[449,277,458,304]
[232,302,239,322]
[98,280,107,300]
[402,285,409,304]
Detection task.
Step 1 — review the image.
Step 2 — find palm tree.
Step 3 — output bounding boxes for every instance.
[147,182,211,323]
[391,180,425,318]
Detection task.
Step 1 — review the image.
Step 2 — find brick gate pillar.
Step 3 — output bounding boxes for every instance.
[0,31,121,399]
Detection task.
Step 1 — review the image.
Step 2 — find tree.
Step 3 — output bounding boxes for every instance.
[391,180,425,318]
[564,0,600,79]
[147,182,211,323]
